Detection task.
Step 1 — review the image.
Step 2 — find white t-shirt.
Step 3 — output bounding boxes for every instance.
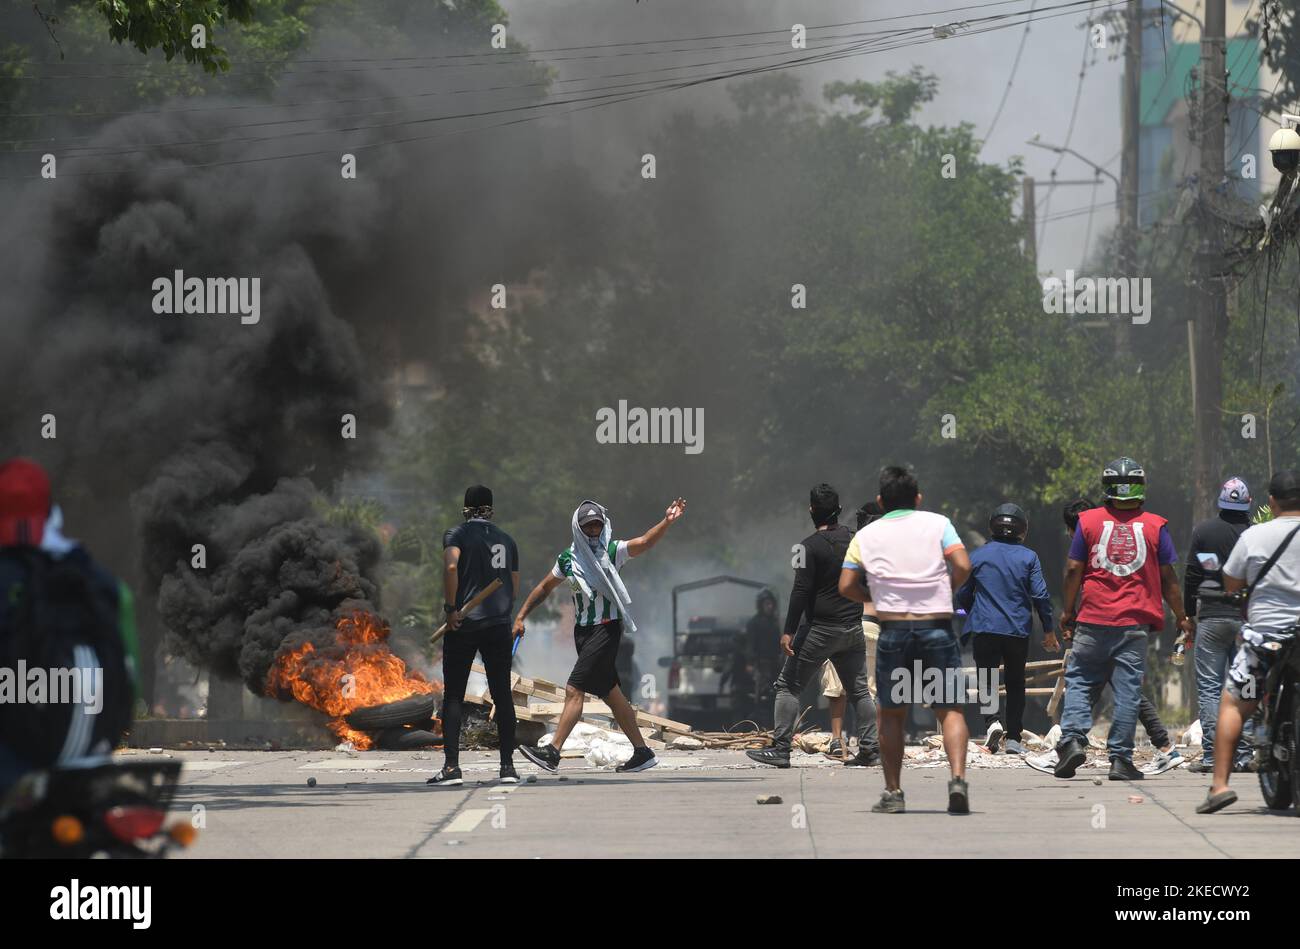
[1223,515,1300,636]
[843,509,964,615]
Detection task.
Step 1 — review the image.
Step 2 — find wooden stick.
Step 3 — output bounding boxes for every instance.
[1047,648,1070,721]
[429,578,503,645]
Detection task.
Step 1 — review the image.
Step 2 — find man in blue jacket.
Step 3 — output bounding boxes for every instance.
[956,503,1058,755]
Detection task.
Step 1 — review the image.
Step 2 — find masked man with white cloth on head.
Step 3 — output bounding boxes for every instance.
[514,497,686,774]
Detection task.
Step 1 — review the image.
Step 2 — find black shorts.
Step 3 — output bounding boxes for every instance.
[568,620,623,697]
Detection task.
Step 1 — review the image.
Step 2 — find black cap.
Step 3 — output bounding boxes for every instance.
[577,502,604,526]
[1269,469,1300,505]
[464,484,493,508]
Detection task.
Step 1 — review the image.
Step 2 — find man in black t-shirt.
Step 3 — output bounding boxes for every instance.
[428,484,520,788]
[748,484,880,768]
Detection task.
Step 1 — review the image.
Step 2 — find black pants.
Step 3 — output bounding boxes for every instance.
[973,633,1029,741]
[441,622,516,767]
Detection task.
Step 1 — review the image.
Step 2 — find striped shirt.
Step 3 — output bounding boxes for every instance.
[552,540,630,625]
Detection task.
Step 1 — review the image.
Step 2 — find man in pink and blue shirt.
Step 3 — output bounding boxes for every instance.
[839,465,973,814]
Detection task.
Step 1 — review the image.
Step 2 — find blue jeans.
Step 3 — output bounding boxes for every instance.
[1194,616,1251,765]
[876,624,964,709]
[1060,624,1147,762]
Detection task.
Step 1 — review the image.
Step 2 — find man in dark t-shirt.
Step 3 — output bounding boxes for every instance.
[429,484,520,787]
[748,483,879,768]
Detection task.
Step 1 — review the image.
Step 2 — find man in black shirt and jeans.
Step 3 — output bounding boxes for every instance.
[428,485,520,787]
[748,484,880,768]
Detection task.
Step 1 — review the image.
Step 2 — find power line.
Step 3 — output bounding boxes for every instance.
[0,0,1124,178]
[982,0,1038,143]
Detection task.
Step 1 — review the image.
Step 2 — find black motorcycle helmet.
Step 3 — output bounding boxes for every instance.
[1101,456,1146,503]
[989,502,1028,542]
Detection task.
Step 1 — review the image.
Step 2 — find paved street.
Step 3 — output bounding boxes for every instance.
[139,748,1298,858]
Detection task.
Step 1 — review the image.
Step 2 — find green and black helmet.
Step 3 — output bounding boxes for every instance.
[1101,456,1146,503]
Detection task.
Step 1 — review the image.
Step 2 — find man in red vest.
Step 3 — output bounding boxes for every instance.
[1053,457,1192,781]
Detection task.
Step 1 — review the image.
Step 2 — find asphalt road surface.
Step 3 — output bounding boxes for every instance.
[137,748,1298,858]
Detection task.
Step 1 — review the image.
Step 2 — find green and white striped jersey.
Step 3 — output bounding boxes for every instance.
[552,540,630,626]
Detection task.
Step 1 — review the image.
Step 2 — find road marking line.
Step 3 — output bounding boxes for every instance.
[442,809,490,834]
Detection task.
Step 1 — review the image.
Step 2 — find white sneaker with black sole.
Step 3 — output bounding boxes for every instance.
[985,720,1005,753]
[615,747,658,773]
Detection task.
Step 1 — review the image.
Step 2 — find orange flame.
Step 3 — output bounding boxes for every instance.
[265,611,440,750]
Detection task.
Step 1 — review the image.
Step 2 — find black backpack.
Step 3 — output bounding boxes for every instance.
[0,547,134,766]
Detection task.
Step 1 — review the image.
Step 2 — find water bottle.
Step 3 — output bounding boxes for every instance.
[1172,640,1187,667]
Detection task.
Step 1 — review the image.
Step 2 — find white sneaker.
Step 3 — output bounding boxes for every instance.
[986,720,1005,753]
[1143,747,1185,775]
[1025,749,1058,774]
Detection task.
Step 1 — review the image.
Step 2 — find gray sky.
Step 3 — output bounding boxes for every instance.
[503,0,1133,279]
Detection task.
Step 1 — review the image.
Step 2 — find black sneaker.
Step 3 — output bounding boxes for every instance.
[948,777,970,814]
[615,746,659,773]
[426,765,463,787]
[826,738,844,758]
[843,749,880,767]
[499,763,519,784]
[1053,738,1087,779]
[518,743,560,774]
[746,747,791,768]
[1108,756,1144,781]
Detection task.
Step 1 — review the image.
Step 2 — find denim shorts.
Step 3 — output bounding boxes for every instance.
[876,623,964,708]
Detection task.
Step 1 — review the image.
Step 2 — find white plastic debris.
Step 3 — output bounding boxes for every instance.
[334,741,357,754]
[1043,724,1061,749]
[666,735,704,750]
[1183,719,1203,747]
[538,722,633,767]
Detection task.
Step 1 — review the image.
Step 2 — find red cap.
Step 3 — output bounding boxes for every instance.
[0,458,51,547]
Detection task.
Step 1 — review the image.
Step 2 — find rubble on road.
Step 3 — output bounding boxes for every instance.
[465,662,695,749]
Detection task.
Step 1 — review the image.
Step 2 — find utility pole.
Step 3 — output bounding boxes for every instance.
[1117,0,1142,357]
[1192,0,1227,522]
[1023,175,1037,270]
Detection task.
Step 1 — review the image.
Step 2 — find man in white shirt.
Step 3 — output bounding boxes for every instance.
[1198,470,1300,814]
[839,466,972,814]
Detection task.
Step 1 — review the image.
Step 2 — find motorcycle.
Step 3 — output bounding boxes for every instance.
[0,757,196,858]
[1198,589,1300,815]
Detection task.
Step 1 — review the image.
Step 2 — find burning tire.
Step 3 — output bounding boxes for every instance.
[344,693,439,731]
[376,728,443,750]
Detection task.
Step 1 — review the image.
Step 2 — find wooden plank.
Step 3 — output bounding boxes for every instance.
[529,701,614,718]
[1047,648,1070,720]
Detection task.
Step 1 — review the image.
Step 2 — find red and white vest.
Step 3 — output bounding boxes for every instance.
[1077,505,1168,628]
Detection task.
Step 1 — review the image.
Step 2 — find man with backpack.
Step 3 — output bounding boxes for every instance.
[0,458,139,795]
